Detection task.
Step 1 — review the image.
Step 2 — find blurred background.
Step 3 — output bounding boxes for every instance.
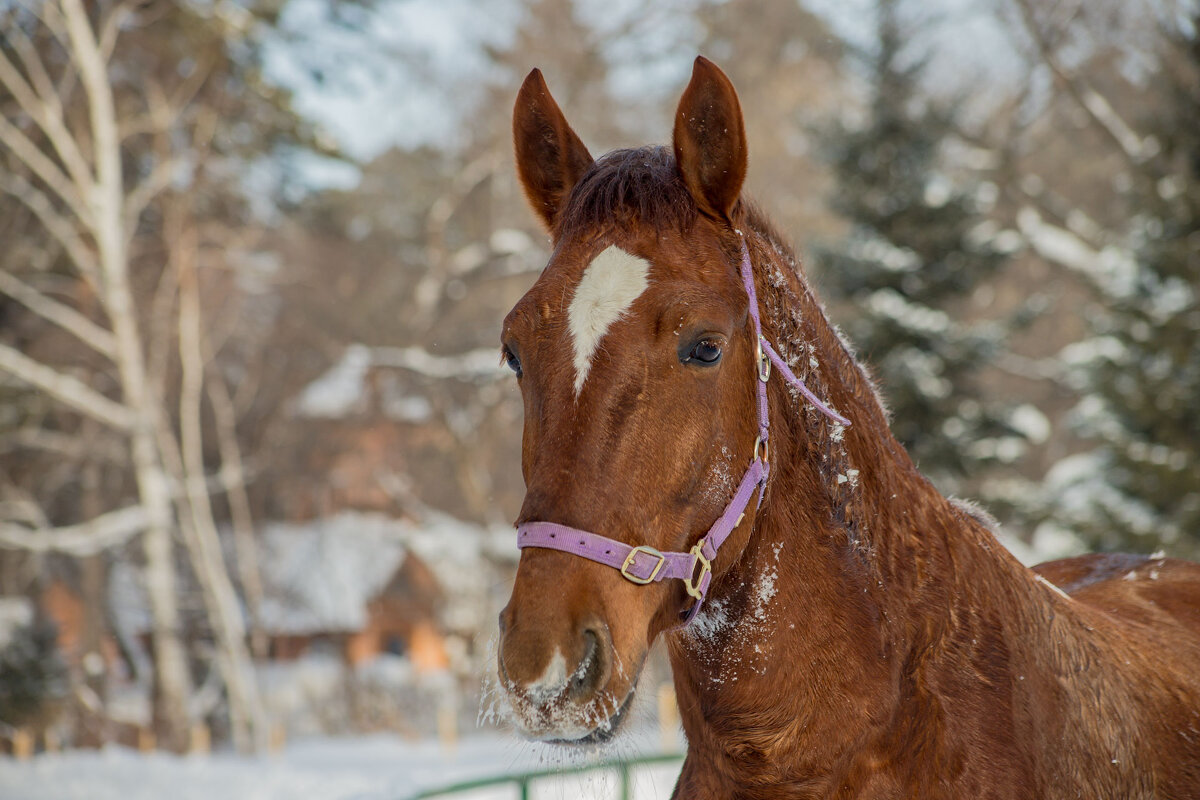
[0,0,1196,795]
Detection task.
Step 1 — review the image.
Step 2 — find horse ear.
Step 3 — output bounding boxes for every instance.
[672,56,748,222]
[513,68,594,232]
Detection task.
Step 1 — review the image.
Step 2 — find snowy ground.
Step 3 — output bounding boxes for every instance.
[0,728,683,800]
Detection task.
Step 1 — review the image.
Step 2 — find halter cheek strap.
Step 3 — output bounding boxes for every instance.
[516,233,850,625]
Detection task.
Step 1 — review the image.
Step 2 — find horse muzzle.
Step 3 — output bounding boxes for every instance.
[496,613,636,742]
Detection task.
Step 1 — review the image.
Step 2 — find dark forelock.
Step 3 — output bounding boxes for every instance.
[555,146,699,239]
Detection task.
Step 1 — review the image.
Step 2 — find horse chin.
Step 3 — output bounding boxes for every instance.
[547,685,637,746]
[505,675,640,746]
[499,638,649,745]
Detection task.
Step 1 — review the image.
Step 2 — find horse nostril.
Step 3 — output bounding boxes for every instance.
[569,628,608,702]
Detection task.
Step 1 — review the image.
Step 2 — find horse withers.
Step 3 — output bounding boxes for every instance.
[494,56,1200,798]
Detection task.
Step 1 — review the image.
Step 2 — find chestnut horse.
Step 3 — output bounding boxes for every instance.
[495,56,1200,798]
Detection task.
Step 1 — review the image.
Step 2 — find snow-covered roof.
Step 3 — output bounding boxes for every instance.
[256,513,409,635]
[395,509,513,632]
[258,510,512,634]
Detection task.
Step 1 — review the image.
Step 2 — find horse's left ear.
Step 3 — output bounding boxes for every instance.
[673,56,748,222]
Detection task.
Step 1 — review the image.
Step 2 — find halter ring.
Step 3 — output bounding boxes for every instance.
[684,542,712,600]
[757,339,771,382]
[753,435,769,464]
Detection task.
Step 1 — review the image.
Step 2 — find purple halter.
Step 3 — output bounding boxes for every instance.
[517,232,851,625]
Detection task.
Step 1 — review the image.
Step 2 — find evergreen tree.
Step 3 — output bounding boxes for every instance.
[0,616,66,729]
[814,0,1019,493]
[1051,12,1200,557]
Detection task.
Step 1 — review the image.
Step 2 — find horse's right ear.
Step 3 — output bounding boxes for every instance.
[513,69,594,233]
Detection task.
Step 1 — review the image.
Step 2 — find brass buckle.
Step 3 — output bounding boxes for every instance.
[753,435,769,464]
[684,542,712,600]
[757,338,771,382]
[620,546,666,585]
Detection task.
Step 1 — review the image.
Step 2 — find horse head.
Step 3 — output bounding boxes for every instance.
[496,57,787,743]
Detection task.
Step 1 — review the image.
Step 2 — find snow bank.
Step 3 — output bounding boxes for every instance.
[0,731,682,800]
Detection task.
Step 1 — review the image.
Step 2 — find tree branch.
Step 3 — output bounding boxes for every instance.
[1016,205,1137,299]
[62,0,127,257]
[0,342,133,430]
[11,0,68,45]
[1010,0,1153,169]
[0,504,149,555]
[1011,177,1108,249]
[0,426,125,462]
[98,0,138,62]
[412,149,501,326]
[1016,205,1100,272]
[175,219,265,752]
[0,40,95,193]
[7,21,57,103]
[0,172,101,284]
[0,270,116,358]
[124,157,180,236]
[205,351,267,659]
[0,114,92,224]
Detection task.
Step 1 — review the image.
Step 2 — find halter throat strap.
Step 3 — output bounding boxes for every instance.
[516,233,849,625]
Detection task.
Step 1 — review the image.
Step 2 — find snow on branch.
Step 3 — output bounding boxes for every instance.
[1011,0,1154,168]
[1016,206,1098,272]
[0,342,134,430]
[372,345,503,379]
[1016,206,1137,298]
[0,504,150,555]
[1075,85,1152,165]
[296,344,503,418]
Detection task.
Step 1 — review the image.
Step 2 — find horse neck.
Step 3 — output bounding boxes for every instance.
[667,227,1048,752]
[743,225,1030,619]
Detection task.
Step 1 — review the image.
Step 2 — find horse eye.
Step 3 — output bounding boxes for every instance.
[684,339,723,366]
[501,346,522,377]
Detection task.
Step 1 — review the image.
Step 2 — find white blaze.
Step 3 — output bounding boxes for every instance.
[524,649,568,703]
[568,245,651,395]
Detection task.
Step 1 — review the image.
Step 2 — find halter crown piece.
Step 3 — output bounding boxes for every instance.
[517,232,851,625]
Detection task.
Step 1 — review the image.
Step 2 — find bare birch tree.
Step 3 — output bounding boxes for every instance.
[0,0,268,751]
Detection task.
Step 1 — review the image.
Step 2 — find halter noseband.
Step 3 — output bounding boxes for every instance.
[517,232,851,625]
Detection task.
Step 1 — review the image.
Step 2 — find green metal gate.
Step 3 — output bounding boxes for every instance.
[409,753,683,800]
